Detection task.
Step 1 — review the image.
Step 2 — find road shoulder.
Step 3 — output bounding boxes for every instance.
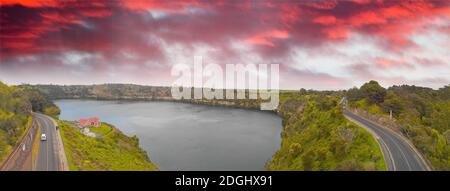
[47,116,70,171]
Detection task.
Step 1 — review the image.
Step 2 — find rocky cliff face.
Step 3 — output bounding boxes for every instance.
[26,84,266,110]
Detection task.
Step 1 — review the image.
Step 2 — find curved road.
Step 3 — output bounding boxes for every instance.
[1,113,64,171]
[34,113,61,171]
[344,109,430,171]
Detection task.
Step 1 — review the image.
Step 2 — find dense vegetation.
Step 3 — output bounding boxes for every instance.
[347,81,450,170]
[0,82,57,164]
[267,92,385,170]
[59,120,158,171]
[26,82,449,170]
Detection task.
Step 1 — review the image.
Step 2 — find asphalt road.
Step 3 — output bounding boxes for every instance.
[343,110,429,171]
[35,113,60,171]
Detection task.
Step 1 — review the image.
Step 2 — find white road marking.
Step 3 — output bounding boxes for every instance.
[376,127,412,170]
[346,111,416,171]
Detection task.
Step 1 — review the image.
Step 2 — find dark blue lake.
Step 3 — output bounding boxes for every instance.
[55,100,282,170]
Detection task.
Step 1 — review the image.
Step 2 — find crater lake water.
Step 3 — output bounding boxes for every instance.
[55,100,282,170]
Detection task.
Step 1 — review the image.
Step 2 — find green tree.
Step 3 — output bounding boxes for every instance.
[382,91,404,117]
[299,88,307,95]
[360,80,386,104]
[346,87,363,102]
[430,102,450,133]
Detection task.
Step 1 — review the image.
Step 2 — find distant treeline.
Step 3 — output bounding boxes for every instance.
[23,84,265,109]
[22,84,173,100]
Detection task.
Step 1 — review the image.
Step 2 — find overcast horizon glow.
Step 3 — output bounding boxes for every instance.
[1,0,449,90]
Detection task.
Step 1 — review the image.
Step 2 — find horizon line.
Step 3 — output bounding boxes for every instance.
[6,81,449,91]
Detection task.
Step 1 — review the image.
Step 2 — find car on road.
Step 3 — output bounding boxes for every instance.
[41,133,47,141]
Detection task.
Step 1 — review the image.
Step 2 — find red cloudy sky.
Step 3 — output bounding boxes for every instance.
[1,0,449,89]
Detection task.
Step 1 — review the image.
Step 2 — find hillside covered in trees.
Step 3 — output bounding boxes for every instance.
[267,92,385,170]
[0,82,58,164]
[346,81,450,170]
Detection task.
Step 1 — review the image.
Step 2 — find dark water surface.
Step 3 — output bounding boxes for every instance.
[55,100,282,170]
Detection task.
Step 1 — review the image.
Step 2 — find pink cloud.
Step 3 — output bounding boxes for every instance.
[375,58,414,69]
[349,11,387,26]
[0,0,449,89]
[245,29,289,46]
[313,15,337,25]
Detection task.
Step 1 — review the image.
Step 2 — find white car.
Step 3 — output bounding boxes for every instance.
[41,133,47,141]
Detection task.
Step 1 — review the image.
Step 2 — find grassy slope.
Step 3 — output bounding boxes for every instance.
[59,121,158,171]
[89,123,114,136]
[267,92,386,170]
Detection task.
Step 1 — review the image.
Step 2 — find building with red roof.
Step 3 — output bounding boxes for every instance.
[78,117,100,128]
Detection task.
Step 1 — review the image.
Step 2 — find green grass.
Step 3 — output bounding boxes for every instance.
[58,120,158,171]
[89,123,114,136]
[59,123,78,171]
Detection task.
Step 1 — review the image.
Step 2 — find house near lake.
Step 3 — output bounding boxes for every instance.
[78,117,100,128]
